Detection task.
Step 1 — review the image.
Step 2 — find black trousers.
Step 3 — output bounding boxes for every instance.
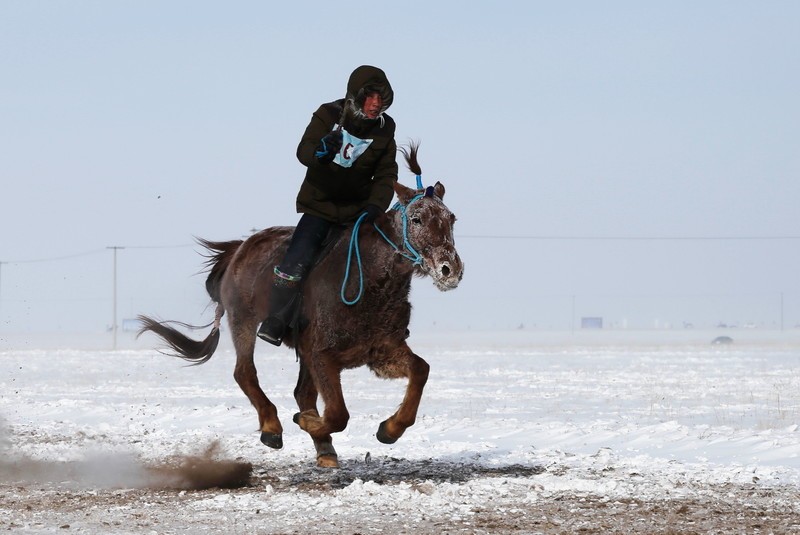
[277,213,333,279]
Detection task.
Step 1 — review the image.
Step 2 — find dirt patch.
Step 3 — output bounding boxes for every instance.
[2,455,799,534]
[469,494,800,534]
[2,480,799,534]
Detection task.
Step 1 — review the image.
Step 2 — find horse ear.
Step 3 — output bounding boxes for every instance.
[433,181,445,200]
[393,180,417,203]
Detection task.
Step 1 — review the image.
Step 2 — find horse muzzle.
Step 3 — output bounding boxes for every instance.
[429,250,464,291]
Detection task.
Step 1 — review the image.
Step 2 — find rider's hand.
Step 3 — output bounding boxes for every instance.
[314,130,343,164]
[361,204,384,223]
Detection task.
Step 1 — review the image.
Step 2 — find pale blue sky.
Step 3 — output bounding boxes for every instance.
[1,1,799,336]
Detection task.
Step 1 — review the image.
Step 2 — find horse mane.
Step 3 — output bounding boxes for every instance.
[399,140,422,176]
[197,238,243,303]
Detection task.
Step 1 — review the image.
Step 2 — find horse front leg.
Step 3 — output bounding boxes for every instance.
[294,351,349,468]
[230,321,283,448]
[293,359,337,467]
[371,342,430,444]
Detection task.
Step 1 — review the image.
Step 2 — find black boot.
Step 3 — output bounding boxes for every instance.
[257,271,301,346]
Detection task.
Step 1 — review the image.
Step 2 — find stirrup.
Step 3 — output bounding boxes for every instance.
[257,317,285,347]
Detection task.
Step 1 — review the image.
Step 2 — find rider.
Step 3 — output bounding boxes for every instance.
[257,65,398,346]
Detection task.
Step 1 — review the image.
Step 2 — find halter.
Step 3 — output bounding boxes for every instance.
[340,175,434,305]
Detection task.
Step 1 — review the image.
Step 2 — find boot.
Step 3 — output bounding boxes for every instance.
[257,270,301,346]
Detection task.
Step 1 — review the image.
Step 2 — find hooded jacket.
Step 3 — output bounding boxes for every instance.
[295,66,398,224]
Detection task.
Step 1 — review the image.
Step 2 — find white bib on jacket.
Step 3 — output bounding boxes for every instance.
[333,126,373,168]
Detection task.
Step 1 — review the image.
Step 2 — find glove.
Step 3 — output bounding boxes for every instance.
[361,204,384,224]
[314,130,343,164]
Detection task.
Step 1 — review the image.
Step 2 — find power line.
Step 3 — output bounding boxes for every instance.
[2,235,796,265]
[1,243,195,265]
[456,235,800,241]
[1,248,107,265]
[122,243,195,249]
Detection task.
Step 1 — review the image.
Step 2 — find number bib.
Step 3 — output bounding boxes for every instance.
[333,126,373,168]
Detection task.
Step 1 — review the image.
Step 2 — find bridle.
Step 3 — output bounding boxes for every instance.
[341,176,435,305]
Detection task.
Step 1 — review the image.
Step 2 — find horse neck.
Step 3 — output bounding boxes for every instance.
[359,210,417,279]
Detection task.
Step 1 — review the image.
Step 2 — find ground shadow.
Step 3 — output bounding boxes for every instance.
[253,456,545,492]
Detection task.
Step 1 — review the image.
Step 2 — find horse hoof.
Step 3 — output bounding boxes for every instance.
[376,421,399,444]
[293,412,301,425]
[260,432,283,449]
[317,454,339,468]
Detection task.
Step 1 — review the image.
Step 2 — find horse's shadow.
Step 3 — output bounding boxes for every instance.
[253,456,546,492]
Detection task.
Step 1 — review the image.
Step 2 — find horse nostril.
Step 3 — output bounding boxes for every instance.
[441,264,451,277]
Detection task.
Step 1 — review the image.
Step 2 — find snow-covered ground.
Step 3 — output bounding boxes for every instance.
[2,330,800,533]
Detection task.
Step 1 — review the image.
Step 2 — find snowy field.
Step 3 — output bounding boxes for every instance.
[2,330,800,533]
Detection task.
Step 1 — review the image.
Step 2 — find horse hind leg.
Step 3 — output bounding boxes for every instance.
[291,412,338,468]
[293,360,339,468]
[230,316,284,448]
[371,343,430,444]
[293,352,350,468]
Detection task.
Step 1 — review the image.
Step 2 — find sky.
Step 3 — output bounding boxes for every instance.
[1,1,799,337]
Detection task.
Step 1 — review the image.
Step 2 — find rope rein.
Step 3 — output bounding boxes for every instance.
[340,211,368,305]
[340,175,431,305]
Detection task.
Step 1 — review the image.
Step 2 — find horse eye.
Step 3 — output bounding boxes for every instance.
[411,216,422,225]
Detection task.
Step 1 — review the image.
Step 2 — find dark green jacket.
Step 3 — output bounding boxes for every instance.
[295,66,398,224]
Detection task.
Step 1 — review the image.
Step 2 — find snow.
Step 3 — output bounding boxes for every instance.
[2,329,800,532]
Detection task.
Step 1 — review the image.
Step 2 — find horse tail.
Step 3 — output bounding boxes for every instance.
[197,238,243,303]
[137,310,222,365]
[137,238,242,365]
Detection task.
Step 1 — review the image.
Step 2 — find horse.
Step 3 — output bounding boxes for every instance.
[138,144,464,468]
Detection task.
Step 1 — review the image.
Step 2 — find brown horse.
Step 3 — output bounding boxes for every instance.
[138,145,464,467]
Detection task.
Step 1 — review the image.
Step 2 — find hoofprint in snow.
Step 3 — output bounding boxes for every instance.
[1,329,800,533]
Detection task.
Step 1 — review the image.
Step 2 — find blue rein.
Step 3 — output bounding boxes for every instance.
[340,176,430,305]
[340,211,369,305]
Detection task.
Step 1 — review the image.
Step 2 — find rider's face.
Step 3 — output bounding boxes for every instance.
[362,92,383,119]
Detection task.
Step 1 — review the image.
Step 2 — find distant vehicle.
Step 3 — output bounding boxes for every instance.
[712,336,734,345]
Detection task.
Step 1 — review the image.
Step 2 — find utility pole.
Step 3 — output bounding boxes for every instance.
[0,261,4,331]
[107,247,125,349]
[571,294,576,335]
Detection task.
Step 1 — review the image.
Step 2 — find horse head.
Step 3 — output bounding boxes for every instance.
[392,174,464,292]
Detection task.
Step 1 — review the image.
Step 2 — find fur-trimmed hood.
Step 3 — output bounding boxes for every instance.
[344,65,393,123]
